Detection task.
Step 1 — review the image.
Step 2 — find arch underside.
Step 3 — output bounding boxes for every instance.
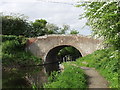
[45,45,82,63]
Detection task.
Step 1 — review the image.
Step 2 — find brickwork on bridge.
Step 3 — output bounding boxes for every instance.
[26,34,102,63]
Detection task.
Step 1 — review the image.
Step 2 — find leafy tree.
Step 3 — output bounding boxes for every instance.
[31,20,69,36]
[31,19,47,36]
[45,23,59,34]
[59,24,70,34]
[2,14,32,37]
[45,23,70,35]
[70,30,79,34]
[77,2,120,50]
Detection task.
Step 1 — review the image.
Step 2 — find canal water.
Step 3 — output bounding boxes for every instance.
[2,63,60,88]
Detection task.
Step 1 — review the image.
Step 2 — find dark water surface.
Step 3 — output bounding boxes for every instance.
[2,63,60,88]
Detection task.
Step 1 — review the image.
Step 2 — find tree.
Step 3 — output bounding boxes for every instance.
[77,2,120,50]
[45,23,59,34]
[31,19,47,36]
[2,13,32,37]
[45,24,70,35]
[31,20,69,36]
[70,30,79,34]
[59,24,70,34]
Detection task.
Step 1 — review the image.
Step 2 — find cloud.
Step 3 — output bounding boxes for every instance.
[0,0,91,35]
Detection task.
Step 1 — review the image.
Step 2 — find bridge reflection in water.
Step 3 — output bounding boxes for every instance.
[2,63,61,88]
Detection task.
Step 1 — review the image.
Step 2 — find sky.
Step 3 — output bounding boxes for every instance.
[0,0,92,35]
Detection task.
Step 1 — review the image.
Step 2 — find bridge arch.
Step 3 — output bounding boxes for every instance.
[44,45,82,63]
[26,35,102,64]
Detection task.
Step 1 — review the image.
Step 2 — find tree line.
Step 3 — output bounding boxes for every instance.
[2,13,79,37]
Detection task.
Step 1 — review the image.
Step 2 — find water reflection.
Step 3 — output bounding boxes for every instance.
[2,63,60,88]
[44,62,60,75]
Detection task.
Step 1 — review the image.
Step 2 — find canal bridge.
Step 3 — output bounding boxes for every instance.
[26,34,102,64]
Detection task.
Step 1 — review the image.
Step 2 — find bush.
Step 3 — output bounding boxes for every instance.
[1,35,26,44]
[1,35,42,67]
[44,62,87,88]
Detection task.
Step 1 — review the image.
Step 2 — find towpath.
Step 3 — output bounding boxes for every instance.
[80,67,108,88]
[70,64,108,88]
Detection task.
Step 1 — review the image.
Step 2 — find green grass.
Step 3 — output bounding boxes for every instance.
[75,48,119,88]
[44,62,87,88]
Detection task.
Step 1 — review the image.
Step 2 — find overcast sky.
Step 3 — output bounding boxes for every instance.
[0,0,92,35]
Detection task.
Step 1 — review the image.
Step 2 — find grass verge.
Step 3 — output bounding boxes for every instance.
[44,62,87,88]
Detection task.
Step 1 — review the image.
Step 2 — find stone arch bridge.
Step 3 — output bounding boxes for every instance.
[26,35,102,64]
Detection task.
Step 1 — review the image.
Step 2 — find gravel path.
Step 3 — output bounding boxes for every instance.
[80,67,109,88]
